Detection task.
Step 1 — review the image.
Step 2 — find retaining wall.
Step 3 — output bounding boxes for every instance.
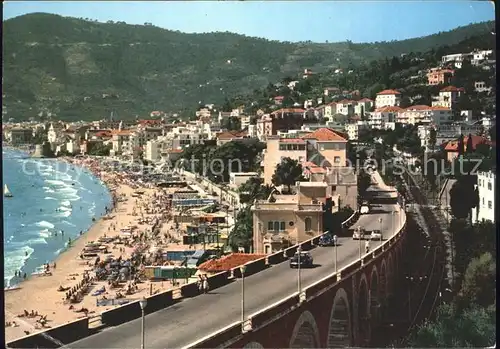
[7,318,89,348]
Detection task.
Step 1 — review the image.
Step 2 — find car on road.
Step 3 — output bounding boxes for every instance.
[290,251,314,268]
[369,230,382,240]
[318,234,336,246]
[352,227,366,240]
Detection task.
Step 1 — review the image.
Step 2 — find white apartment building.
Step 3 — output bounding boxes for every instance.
[345,121,369,140]
[335,100,355,116]
[397,106,452,125]
[441,52,473,68]
[368,106,401,129]
[354,98,374,116]
[472,171,495,224]
[472,50,493,65]
[323,102,337,121]
[375,89,401,109]
[432,86,464,108]
[145,140,160,162]
[111,130,133,156]
[474,81,492,93]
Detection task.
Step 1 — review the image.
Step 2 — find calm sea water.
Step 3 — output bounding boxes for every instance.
[2,149,112,288]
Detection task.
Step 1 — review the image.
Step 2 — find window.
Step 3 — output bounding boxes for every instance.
[482,198,485,206]
[487,182,492,190]
[268,221,285,232]
[478,179,482,186]
[334,156,341,163]
[488,201,492,209]
[305,217,312,232]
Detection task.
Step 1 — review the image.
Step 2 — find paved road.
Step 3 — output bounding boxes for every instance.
[67,191,401,348]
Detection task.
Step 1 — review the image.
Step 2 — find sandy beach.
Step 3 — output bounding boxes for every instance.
[4,157,205,342]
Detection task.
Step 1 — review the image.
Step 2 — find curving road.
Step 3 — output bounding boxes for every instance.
[67,186,402,349]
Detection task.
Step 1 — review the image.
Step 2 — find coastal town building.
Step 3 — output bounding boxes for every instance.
[368,106,401,129]
[472,171,496,224]
[443,135,491,162]
[345,121,369,140]
[432,86,464,108]
[229,172,259,189]
[262,128,348,185]
[426,68,454,85]
[375,89,401,109]
[252,182,329,254]
[396,105,453,125]
[5,128,33,145]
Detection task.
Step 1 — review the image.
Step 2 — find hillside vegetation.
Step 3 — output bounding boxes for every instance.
[2,13,495,120]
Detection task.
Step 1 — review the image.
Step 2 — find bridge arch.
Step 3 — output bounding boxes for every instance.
[379,259,387,307]
[289,310,321,348]
[327,287,352,348]
[370,266,380,318]
[357,273,370,346]
[243,342,264,349]
[387,252,394,296]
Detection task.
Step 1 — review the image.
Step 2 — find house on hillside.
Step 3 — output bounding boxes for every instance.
[443,135,491,162]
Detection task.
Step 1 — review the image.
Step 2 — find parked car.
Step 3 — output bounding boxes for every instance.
[318,234,336,246]
[290,251,314,268]
[352,227,366,240]
[369,230,382,240]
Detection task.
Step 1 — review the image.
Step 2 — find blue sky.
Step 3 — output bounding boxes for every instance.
[3,1,495,43]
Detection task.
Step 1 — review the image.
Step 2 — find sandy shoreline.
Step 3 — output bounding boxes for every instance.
[4,157,192,342]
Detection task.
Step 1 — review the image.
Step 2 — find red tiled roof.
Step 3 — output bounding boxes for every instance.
[308,167,326,174]
[111,130,131,136]
[440,86,464,93]
[444,135,491,152]
[337,99,355,104]
[302,128,347,142]
[198,253,266,272]
[358,98,373,102]
[167,148,183,153]
[374,106,403,113]
[274,96,285,100]
[95,131,112,138]
[377,89,401,95]
[139,119,162,125]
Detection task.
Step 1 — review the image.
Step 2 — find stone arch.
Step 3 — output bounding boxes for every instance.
[327,288,352,348]
[370,265,381,328]
[357,273,370,346]
[243,342,264,349]
[290,310,321,348]
[387,253,394,296]
[379,259,387,306]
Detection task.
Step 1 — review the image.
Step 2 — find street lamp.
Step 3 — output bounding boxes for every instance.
[378,217,383,242]
[334,235,338,273]
[240,263,247,333]
[297,245,302,295]
[139,297,147,349]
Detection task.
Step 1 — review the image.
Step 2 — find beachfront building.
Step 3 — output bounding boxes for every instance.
[110,130,132,156]
[252,182,330,254]
[472,171,496,224]
[145,140,160,162]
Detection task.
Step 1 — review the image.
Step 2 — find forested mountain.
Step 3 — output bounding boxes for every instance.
[2,13,495,120]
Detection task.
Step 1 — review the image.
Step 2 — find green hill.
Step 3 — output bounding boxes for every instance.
[2,13,494,120]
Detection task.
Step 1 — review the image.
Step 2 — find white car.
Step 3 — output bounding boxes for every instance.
[369,230,382,240]
[353,227,366,240]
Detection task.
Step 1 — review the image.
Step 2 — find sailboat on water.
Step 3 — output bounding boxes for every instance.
[4,184,13,198]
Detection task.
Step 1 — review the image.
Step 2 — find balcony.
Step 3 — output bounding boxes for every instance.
[297,204,323,212]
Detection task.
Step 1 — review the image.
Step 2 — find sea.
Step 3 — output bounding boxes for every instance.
[3,148,112,288]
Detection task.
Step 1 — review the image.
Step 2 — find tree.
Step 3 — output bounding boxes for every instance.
[449,180,476,219]
[271,157,304,194]
[428,127,437,152]
[238,177,273,204]
[357,169,372,199]
[458,252,496,309]
[228,207,253,252]
[408,303,495,348]
[400,96,411,108]
[221,116,241,131]
[457,134,464,156]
